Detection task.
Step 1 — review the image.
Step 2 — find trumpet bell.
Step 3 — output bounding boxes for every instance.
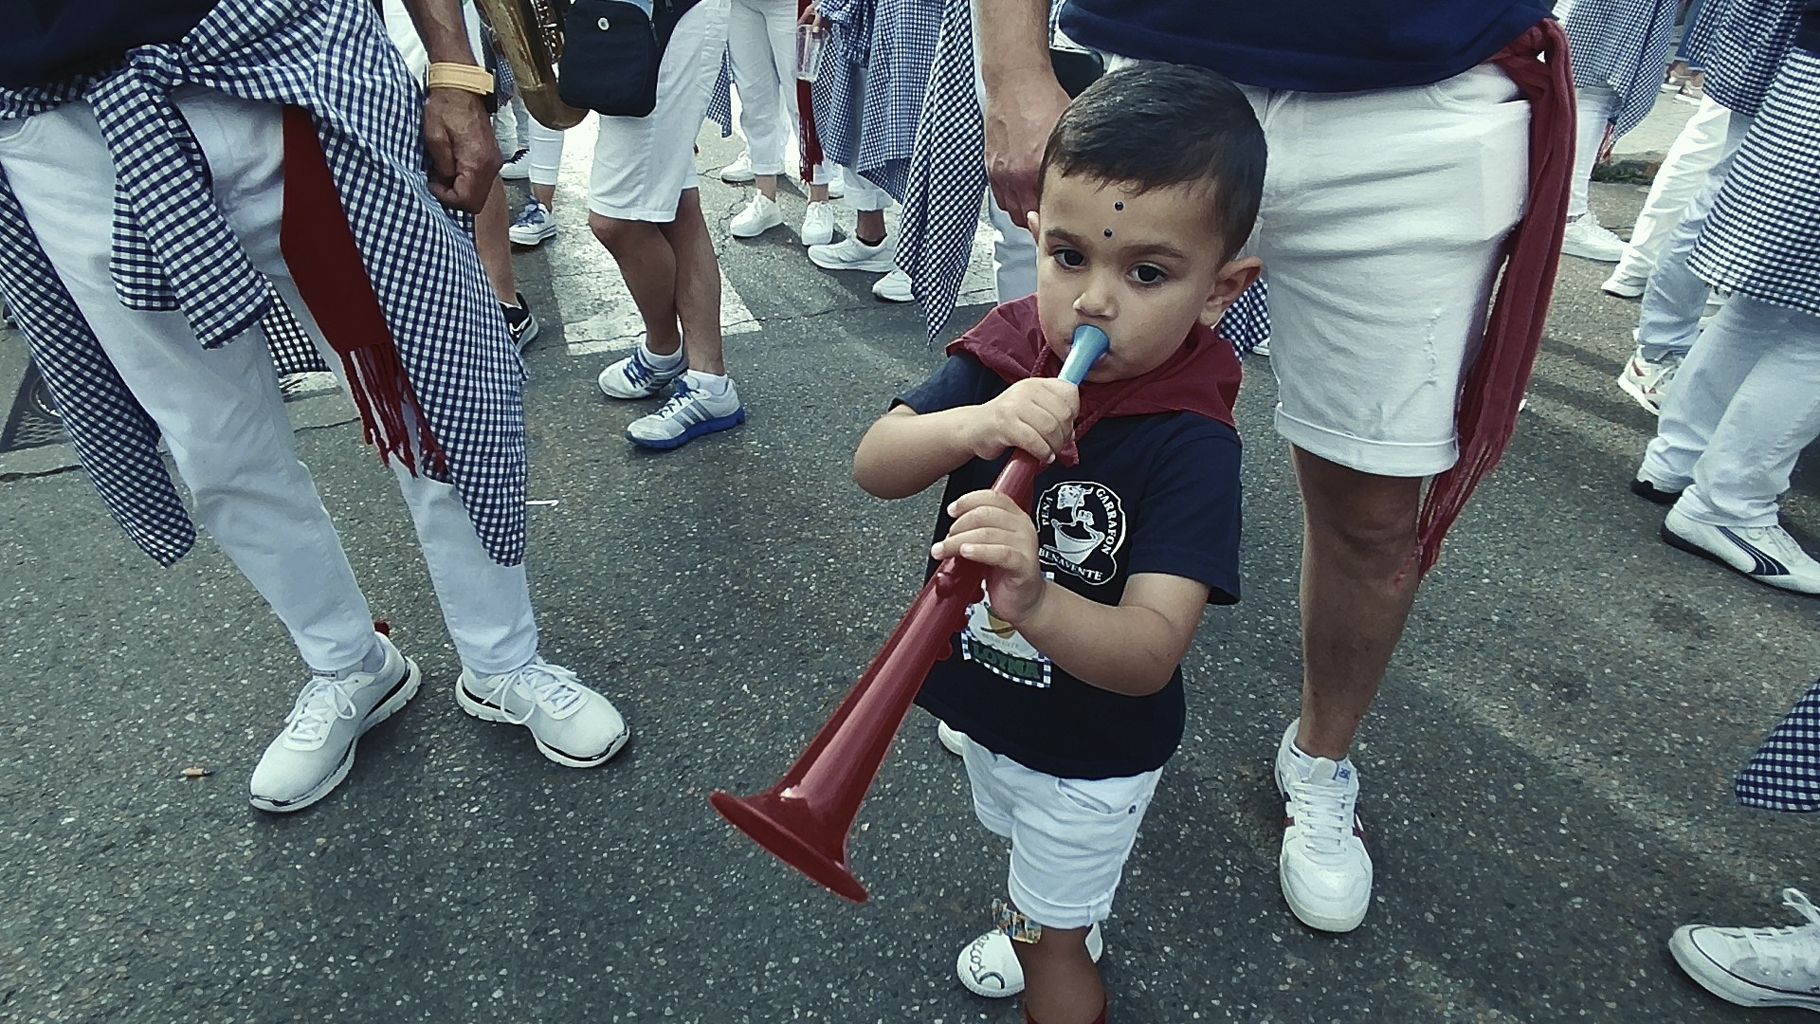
[709,789,870,903]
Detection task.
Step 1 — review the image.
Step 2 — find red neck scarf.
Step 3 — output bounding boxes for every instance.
[947,295,1241,464]
[1416,20,1574,574]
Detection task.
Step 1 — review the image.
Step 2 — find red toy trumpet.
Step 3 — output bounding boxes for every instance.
[710,325,1111,902]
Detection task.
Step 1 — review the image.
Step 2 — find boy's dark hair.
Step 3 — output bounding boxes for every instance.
[1039,63,1266,262]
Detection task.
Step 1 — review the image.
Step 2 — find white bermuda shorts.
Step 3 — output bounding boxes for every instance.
[1107,55,1531,476]
[588,0,731,221]
[962,737,1163,930]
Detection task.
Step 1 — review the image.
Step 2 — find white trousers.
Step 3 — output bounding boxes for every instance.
[1642,295,1820,527]
[0,88,539,676]
[967,0,1037,302]
[1637,112,1753,361]
[1569,86,1615,220]
[728,0,828,182]
[527,114,568,189]
[1613,96,1731,282]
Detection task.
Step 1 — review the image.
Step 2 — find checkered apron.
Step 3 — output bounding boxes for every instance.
[1738,675,1820,812]
[1680,0,1732,69]
[808,0,939,199]
[1690,46,1820,317]
[1707,0,1803,117]
[0,0,531,566]
[893,0,1271,350]
[1565,0,1681,138]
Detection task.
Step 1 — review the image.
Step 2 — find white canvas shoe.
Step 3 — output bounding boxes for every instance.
[731,194,785,238]
[800,201,836,246]
[1561,214,1625,263]
[1672,889,1820,1011]
[955,923,1103,998]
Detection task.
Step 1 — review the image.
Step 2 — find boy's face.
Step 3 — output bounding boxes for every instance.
[1029,170,1261,383]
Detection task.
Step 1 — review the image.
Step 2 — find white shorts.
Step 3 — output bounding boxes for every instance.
[961,737,1162,930]
[1106,56,1531,476]
[588,0,730,221]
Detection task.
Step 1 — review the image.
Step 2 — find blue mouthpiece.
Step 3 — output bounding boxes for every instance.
[1059,325,1110,386]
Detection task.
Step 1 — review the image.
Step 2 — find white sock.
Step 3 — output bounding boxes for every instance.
[1289,740,1355,779]
[641,340,684,370]
[685,369,733,396]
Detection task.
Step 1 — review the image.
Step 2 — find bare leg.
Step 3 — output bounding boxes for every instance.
[475,178,517,304]
[809,182,830,203]
[532,183,556,209]
[589,213,681,356]
[658,189,725,375]
[1292,446,1423,760]
[855,208,887,246]
[755,173,779,201]
[1011,926,1104,1024]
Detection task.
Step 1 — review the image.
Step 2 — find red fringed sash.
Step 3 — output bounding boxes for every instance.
[278,105,445,477]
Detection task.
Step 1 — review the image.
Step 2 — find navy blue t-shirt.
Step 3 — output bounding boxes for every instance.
[1,1,215,88]
[902,354,1242,780]
[1058,0,1552,93]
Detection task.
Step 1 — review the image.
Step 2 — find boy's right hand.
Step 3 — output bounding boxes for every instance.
[962,378,1080,463]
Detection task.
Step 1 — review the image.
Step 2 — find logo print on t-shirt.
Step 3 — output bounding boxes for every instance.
[959,581,1053,689]
[1036,481,1126,585]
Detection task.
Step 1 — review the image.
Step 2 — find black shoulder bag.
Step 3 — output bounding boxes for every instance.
[558,0,702,118]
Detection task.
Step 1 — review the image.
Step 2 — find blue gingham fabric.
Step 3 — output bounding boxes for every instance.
[809,0,939,199]
[1679,0,1732,69]
[1707,0,1803,118]
[707,47,736,137]
[1565,0,1681,138]
[894,0,1271,352]
[0,0,530,566]
[1690,46,1820,317]
[1737,675,1820,812]
[262,304,330,376]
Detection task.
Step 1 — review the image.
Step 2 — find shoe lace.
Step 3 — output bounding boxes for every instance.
[652,379,698,418]
[1286,770,1357,863]
[623,348,656,387]
[282,676,359,745]
[512,200,545,227]
[1743,889,1820,975]
[478,659,585,725]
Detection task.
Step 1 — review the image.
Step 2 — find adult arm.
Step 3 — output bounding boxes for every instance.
[401,0,501,211]
[977,0,1071,229]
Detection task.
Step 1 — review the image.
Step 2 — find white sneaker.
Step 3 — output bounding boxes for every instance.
[626,375,746,450]
[1601,268,1648,298]
[872,268,914,303]
[456,657,630,768]
[719,153,756,184]
[508,199,557,246]
[1561,214,1625,263]
[597,344,686,400]
[956,923,1104,998]
[1663,507,1820,596]
[499,147,531,181]
[808,235,896,273]
[800,201,836,246]
[1671,888,1820,1011]
[1250,337,1271,358]
[1616,344,1682,415]
[249,633,421,813]
[936,719,966,756]
[1275,719,1373,933]
[731,194,785,238]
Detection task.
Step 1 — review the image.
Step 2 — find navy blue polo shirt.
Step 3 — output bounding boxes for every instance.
[1059,0,1553,93]
[901,353,1243,780]
[2,2,215,88]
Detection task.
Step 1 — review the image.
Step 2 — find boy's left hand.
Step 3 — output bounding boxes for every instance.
[932,490,1046,624]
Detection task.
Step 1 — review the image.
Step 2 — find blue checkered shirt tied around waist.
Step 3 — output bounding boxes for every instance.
[0,0,531,567]
[1707,0,1806,117]
[1565,0,1681,139]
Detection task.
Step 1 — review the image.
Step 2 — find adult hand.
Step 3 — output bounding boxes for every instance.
[932,490,1049,625]
[984,69,1070,231]
[423,86,501,212]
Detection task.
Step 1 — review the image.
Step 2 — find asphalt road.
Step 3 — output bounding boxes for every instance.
[2,125,1817,1024]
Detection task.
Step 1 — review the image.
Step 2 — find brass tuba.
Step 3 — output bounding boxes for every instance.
[475,0,588,129]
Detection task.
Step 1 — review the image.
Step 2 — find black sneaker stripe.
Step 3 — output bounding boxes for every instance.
[1719,526,1790,577]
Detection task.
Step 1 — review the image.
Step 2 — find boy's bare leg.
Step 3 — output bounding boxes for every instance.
[1012,926,1104,1024]
[657,189,726,375]
[475,177,517,304]
[1291,446,1423,759]
[589,213,681,356]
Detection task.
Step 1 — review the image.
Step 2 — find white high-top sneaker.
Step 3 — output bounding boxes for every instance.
[1672,889,1820,1011]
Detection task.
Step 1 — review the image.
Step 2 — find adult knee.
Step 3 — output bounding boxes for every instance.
[589,212,639,251]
